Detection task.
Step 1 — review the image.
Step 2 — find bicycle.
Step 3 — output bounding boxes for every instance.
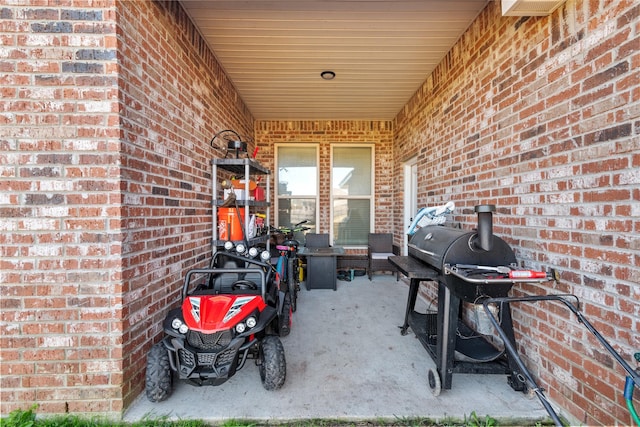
[270,220,310,312]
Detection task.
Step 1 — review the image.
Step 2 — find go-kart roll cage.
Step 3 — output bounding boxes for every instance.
[182,251,275,302]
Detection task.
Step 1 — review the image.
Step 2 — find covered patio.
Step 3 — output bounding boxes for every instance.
[1,1,637,425]
[123,274,551,425]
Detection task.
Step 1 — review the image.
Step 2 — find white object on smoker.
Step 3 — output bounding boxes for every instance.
[407,201,455,235]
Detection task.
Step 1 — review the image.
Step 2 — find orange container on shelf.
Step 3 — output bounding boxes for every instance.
[218,207,246,241]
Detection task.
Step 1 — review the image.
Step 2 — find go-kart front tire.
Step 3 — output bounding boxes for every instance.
[145,342,173,402]
[259,335,286,390]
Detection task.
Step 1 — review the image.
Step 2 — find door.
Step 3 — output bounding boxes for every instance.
[403,158,418,255]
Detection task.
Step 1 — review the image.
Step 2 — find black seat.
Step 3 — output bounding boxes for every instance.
[367,233,400,281]
[304,233,330,248]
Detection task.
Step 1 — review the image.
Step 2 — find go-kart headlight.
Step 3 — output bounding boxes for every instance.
[171,318,188,334]
[248,247,259,258]
[260,250,271,262]
[224,241,234,251]
[234,315,257,334]
[246,316,257,328]
[236,243,246,254]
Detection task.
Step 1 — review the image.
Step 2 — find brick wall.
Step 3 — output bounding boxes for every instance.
[116,0,254,411]
[1,0,253,417]
[255,120,395,254]
[394,1,639,425]
[1,0,123,415]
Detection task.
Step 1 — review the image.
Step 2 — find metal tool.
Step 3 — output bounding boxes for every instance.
[454,264,511,274]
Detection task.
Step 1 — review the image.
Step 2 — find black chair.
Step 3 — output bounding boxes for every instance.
[367,233,400,281]
[304,233,330,248]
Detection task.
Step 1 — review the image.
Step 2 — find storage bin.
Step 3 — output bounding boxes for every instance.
[224,188,248,200]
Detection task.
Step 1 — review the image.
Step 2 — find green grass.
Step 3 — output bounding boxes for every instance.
[1,407,553,427]
[0,406,207,427]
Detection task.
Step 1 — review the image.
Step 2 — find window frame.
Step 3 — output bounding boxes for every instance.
[330,144,375,248]
[274,143,320,231]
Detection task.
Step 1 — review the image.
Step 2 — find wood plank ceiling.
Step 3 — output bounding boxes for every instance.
[180,0,489,121]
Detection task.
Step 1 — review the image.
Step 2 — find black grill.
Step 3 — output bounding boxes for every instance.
[408,205,517,301]
[396,205,550,395]
[214,348,237,367]
[178,349,195,368]
[187,330,232,350]
[196,352,216,365]
[194,349,236,367]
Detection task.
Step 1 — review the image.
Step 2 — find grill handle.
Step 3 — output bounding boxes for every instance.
[474,204,495,252]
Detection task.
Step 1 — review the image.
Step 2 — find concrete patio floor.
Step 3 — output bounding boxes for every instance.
[123,274,552,425]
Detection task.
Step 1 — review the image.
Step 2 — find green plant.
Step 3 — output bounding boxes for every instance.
[0,407,210,427]
[0,406,37,427]
[0,409,554,427]
[465,411,497,427]
[219,420,256,427]
[391,415,440,426]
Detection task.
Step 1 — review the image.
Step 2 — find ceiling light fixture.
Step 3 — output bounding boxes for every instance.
[320,70,336,80]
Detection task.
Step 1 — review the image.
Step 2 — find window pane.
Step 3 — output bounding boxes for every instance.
[278,147,317,196]
[332,147,371,196]
[333,199,370,246]
[277,198,317,233]
[276,145,318,232]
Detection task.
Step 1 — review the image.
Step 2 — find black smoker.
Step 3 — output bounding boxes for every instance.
[396,205,552,395]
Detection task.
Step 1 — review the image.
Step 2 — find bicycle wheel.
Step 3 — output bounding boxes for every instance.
[287,257,298,312]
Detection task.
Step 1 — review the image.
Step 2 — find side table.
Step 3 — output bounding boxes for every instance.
[299,246,345,290]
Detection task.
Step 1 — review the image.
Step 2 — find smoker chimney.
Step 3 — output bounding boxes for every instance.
[474,204,495,251]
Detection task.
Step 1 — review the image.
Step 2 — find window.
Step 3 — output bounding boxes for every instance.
[275,145,319,233]
[332,145,374,246]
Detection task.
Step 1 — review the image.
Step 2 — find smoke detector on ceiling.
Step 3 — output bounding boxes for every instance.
[501,0,566,16]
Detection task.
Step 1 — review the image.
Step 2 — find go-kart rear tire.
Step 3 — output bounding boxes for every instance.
[145,342,173,402]
[287,257,297,312]
[259,336,286,390]
[279,291,292,337]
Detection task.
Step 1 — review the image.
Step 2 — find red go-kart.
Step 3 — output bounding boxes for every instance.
[145,242,291,402]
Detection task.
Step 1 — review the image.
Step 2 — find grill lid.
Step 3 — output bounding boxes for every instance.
[408,225,470,269]
[408,204,516,271]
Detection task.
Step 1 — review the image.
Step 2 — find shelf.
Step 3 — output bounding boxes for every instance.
[211,158,270,176]
[211,157,271,251]
[213,200,269,208]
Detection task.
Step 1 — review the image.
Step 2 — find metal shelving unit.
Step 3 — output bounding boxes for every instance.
[211,158,271,248]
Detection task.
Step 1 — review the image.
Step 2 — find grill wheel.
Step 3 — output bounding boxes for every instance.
[427,368,441,397]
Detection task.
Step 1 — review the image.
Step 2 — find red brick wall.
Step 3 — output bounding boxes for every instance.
[255,120,395,254]
[1,0,253,416]
[1,0,124,415]
[394,1,639,425]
